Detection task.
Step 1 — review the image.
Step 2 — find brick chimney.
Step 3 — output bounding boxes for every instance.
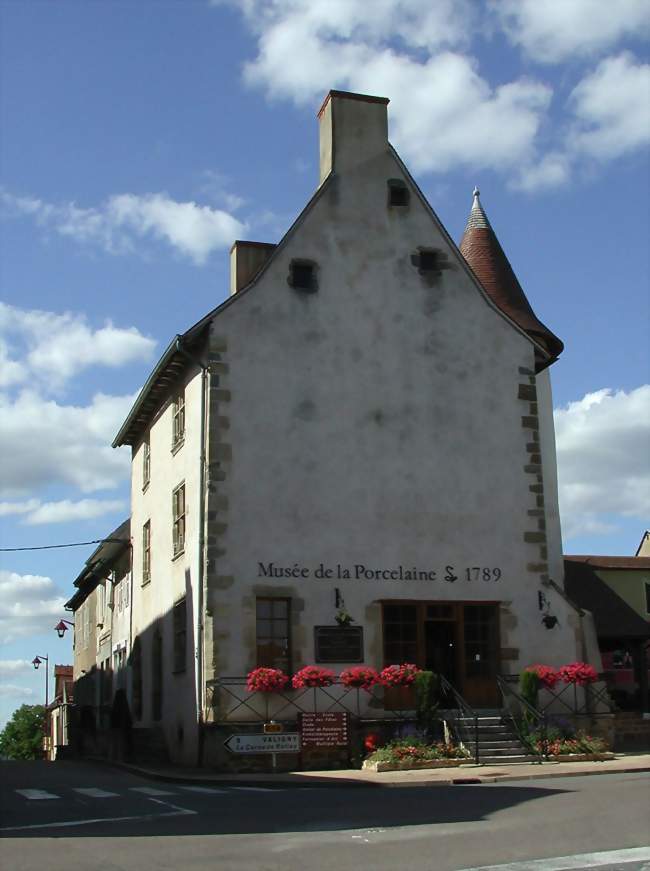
[230,241,277,295]
[318,90,390,184]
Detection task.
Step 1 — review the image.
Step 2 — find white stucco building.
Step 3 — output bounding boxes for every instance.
[105,90,599,766]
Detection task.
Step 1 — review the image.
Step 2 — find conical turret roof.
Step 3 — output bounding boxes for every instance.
[459,188,563,366]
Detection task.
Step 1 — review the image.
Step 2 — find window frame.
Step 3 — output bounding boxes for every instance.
[142,436,151,490]
[172,392,185,450]
[255,596,292,673]
[172,482,186,558]
[142,520,151,585]
[173,597,187,674]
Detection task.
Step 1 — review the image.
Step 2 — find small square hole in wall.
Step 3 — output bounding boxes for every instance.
[288,259,318,292]
[418,249,438,271]
[387,178,409,208]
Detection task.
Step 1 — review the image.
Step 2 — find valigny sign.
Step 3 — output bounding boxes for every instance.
[223,733,301,754]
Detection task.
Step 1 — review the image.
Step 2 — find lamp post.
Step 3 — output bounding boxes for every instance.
[32,655,49,708]
[54,619,74,639]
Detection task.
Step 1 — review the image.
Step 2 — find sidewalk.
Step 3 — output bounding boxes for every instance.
[100,753,650,789]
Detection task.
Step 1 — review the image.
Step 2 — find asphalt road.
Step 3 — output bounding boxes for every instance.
[0,761,648,871]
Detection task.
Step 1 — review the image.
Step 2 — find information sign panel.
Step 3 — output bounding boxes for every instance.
[300,713,349,748]
[314,626,364,663]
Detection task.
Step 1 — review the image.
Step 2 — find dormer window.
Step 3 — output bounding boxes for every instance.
[288,259,318,293]
[387,178,409,208]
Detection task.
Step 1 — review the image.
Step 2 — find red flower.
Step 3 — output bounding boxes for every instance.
[340,666,380,690]
[246,667,289,693]
[525,664,560,689]
[291,666,335,689]
[557,662,599,686]
[364,733,380,753]
[379,663,421,687]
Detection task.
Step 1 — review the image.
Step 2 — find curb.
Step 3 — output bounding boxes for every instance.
[87,756,650,790]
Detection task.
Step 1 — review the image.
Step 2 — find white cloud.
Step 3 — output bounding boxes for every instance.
[568,53,650,160]
[513,152,571,193]
[0,660,33,677]
[0,390,134,498]
[226,0,551,175]
[24,498,126,526]
[0,301,156,391]
[555,386,650,542]
[0,571,67,644]
[493,0,650,63]
[0,684,34,699]
[1,188,246,265]
[0,499,39,518]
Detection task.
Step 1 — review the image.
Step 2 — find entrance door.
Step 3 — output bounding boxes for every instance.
[381,601,500,708]
[462,604,500,707]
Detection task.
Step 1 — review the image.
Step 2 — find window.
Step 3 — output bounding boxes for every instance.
[152,630,163,721]
[645,581,650,614]
[173,598,187,673]
[383,604,418,664]
[387,178,409,208]
[256,597,291,672]
[288,259,317,292]
[172,483,185,556]
[142,521,151,584]
[131,638,142,721]
[143,436,151,489]
[172,392,185,449]
[411,248,439,273]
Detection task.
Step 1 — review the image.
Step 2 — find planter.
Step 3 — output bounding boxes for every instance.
[549,752,615,762]
[362,758,467,773]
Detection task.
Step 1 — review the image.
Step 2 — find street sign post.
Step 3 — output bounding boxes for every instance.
[223,733,300,754]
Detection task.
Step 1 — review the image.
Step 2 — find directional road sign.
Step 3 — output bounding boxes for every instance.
[223,733,300,754]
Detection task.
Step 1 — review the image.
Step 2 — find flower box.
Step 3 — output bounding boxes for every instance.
[550,752,615,762]
[362,758,467,773]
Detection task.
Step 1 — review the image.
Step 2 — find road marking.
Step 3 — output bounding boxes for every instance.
[456,846,650,871]
[0,800,197,833]
[179,785,229,794]
[72,788,119,798]
[129,786,175,796]
[15,789,59,800]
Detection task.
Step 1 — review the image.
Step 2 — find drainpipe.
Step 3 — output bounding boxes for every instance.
[175,337,208,764]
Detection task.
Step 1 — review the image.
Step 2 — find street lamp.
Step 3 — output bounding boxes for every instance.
[32,655,49,708]
[54,619,74,639]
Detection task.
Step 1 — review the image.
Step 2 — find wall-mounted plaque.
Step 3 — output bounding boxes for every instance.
[300,712,349,748]
[314,626,364,663]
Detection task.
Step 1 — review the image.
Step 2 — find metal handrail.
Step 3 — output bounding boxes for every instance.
[497,676,547,760]
[439,675,480,763]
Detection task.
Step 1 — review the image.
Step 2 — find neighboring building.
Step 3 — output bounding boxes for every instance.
[565,552,650,713]
[96,90,601,767]
[65,520,131,754]
[636,530,650,558]
[45,665,74,761]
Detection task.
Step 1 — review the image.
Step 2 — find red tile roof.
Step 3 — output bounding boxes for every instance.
[459,188,564,364]
[565,555,650,570]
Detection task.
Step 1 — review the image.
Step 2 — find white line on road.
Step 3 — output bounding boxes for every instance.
[129,786,175,796]
[73,788,119,798]
[179,785,229,794]
[456,846,650,871]
[15,789,59,800]
[0,801,197,833]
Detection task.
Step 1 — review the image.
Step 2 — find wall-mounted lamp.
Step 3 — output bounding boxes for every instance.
[538,590,559,629]
[54,619,74,639]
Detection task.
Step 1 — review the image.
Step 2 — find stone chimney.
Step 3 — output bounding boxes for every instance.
[318,90,390,184]
[230,241,277,295]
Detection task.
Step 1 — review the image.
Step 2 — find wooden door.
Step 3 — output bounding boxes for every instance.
[461,604,500,707]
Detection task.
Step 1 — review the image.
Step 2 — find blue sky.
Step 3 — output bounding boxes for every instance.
[1,0,648,726]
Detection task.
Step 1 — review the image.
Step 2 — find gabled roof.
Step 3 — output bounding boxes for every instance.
[65,519,131,610]
[564,558,650,639]
[459,188,564,367]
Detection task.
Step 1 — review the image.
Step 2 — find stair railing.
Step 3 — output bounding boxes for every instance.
[439,675,480,764]
[497,676,547,760]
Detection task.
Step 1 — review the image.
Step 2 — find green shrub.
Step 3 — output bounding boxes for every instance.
[414,670,440,741]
